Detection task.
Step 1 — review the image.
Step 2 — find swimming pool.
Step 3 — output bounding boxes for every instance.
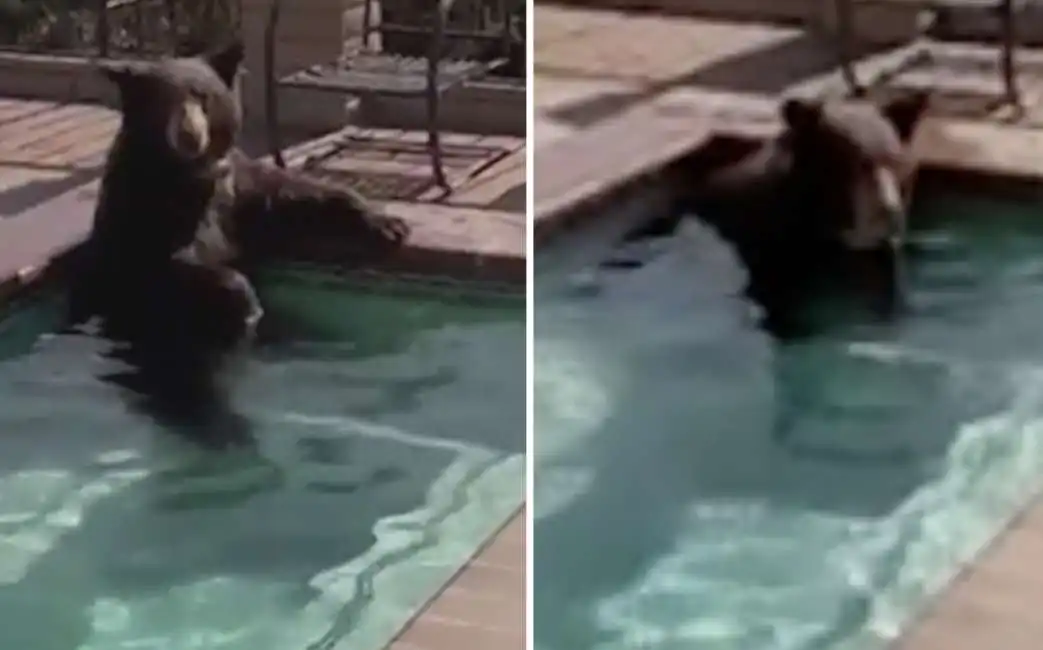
[534,191,1043,650]
[0,269,525,649]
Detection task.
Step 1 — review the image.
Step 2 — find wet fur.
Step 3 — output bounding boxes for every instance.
[603,90,931,338]
[67,40,410,446]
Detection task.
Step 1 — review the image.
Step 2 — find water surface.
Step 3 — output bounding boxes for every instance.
[535,193,1043,650]
[0,270,525,649]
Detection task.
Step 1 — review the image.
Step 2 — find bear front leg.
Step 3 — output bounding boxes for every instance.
[170,249,264,347]
[228,152,410,266]
[214,266,264,342]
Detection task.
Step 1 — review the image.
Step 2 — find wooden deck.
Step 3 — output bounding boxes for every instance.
[387,508,526,650]
[0,95,526,650]
[894,500,1043,649]
[0,98,117,218]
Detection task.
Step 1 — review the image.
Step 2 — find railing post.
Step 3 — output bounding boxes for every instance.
[97,0,110,57]
[427,0,449,190]
[834,0,862,95]
[1000,0,1020,106]
[265,0,286,167]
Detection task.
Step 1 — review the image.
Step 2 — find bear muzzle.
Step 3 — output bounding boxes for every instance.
[843,165,907,251]
[166,99,211,160]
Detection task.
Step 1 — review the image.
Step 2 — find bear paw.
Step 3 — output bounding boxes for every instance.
[372,212,411,247]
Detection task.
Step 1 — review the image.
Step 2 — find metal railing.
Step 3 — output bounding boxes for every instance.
[0,0,241,56]
[832,0,1021,106]
[373,0,525,76]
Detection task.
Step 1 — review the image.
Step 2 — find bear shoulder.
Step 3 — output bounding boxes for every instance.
[691,138,791,208]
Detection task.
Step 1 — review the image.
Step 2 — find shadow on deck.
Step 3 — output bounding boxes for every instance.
[0,97,328,218]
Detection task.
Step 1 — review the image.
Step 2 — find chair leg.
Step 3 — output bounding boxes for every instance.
[425,72,449,189]
[362,0,373,50]
[999,0,1020,107]
[264,0,286,168]
[97,0,111,57]
[834,0,863,96]
[429,123,449,191]
[426,0,450,191]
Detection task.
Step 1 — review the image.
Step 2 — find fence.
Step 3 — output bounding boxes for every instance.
[0,0,524,80]
[375,0,525,77]
[0,0,241,56]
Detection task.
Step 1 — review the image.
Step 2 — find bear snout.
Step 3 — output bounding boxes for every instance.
[166,99,211,160]
[843,165,907,251]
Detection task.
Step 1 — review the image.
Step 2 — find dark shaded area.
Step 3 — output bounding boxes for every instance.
[0,165,102,218]
[62,240,261,450]
[488,181,525,212]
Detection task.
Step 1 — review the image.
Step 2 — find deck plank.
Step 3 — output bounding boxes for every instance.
[895,500,1043,650]
[386,509,525,650]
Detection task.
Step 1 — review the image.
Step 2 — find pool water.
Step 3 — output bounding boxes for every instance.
[534,192,1043,650]
[0,270,525,649]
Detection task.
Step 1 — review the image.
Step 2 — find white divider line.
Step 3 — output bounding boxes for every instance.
[274,412,497,456]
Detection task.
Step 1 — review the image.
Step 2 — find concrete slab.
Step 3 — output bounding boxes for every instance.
[386,508,525,650]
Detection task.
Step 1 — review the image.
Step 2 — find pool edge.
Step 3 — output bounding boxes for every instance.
[385,505,526,650]
[533,90,1043,249]
[0,177,525,317]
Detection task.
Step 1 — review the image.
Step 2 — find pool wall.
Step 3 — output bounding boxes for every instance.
[534,89,1043,650]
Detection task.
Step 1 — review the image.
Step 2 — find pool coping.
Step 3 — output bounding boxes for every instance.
[534,87,1043,244]
[385,506,525,650]
[0,164,525,311]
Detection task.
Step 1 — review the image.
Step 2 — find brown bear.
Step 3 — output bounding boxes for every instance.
[603,89,932,338]
[65,40,410,444]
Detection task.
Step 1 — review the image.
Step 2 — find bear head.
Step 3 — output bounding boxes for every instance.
[778,89,931,252]
[99,39,244,172]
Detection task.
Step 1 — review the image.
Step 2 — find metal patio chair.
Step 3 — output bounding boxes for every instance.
[263,0,512,191]
[831,0,1021,106]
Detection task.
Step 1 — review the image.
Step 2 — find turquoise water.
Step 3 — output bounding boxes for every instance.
[0,270,525,649]
[535,193,1043,650]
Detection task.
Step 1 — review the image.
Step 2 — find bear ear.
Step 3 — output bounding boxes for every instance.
[98,60,148,87]
[205,38,245,87]
[882,89,931,142]
[781,97,823,132]
[97,60,155,99]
